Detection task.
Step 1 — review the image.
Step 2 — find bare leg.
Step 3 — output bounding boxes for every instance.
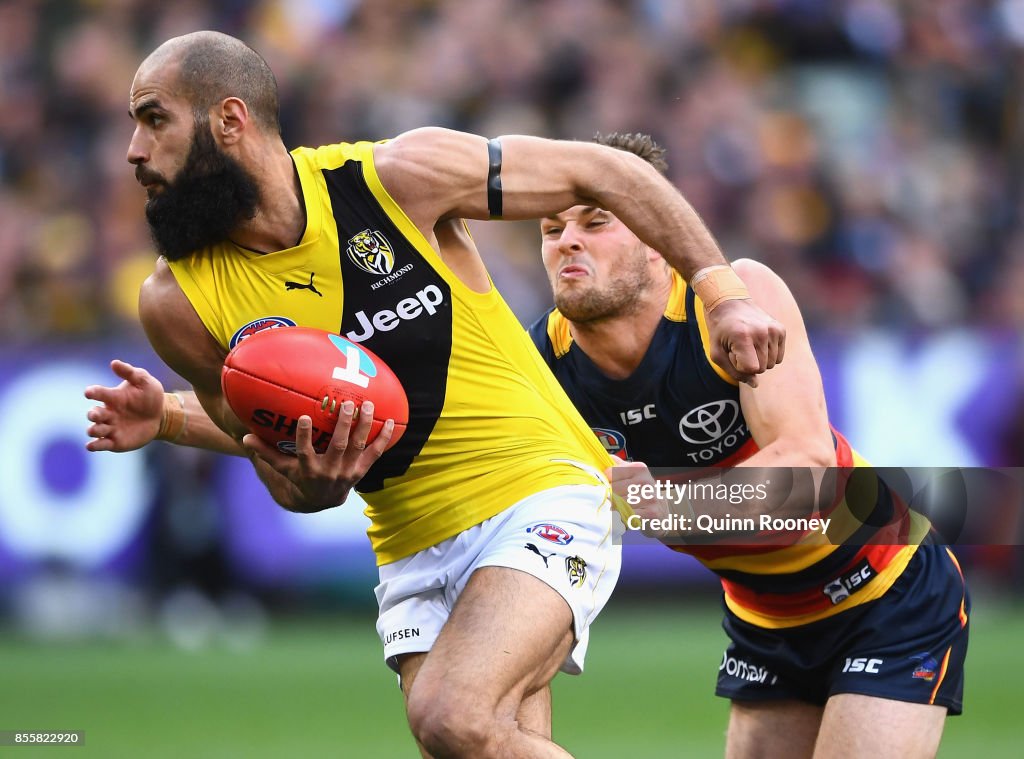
[725,700,823,759]
[398,654,555,758]
[813,694,946,759]
[403,566,577,758]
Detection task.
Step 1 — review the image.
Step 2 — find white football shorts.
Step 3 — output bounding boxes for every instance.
[374,481,622,675]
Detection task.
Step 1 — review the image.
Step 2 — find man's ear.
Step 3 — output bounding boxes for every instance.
[215,97,249,145]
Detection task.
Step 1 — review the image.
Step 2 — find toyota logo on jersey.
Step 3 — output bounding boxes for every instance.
[678,400,741,444]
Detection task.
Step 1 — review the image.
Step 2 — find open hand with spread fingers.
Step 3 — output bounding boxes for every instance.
[84,359,165,452]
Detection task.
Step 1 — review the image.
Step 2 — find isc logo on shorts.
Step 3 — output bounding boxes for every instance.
[842,657,883,674]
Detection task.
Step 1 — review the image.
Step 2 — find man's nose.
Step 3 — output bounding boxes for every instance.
[558,225,585,253]
[126,126,148,165]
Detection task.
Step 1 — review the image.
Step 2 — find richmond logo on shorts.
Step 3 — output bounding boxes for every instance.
[346,229,395,276]
[565,556,587,587]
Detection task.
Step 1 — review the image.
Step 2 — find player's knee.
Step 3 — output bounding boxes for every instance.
[407,688,497,757]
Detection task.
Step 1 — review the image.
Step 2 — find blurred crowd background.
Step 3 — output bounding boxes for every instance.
[0,0,1022,646]
[1,7,1022,753]
[3,0,1024,338]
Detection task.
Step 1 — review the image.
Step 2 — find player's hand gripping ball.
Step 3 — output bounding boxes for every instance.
[222,327,409,455]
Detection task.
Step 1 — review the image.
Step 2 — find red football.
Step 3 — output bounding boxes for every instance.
[221,326,408,455]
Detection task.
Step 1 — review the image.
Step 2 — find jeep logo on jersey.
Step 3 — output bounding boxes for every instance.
[344,285,445,343]
[229,316,296,349]
[346,229,395,276]
[593,427,629,460]
[526,523,574,546]
[678,400,740,444]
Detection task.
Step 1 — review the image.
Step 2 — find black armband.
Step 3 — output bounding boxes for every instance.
[487,138,503,218]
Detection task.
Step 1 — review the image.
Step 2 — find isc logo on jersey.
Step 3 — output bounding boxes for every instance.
[593,427,629,460]
[229,317,296,349]
[345,285,445,343]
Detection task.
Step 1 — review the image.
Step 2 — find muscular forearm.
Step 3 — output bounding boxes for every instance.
[588,150,728,281]
[735,438,837,470]
[167,391,248,456]
[501,136,730,280]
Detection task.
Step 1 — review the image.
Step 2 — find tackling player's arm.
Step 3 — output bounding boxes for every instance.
[615,259,836,534]
[728,258,836,469]
[373,128,784,383]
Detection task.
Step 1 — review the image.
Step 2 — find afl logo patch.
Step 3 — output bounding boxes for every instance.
[346,229,395,276]
[593,427,628,460]
[678,400,740,444]
[229,317,296,349]
[526,523,574,546]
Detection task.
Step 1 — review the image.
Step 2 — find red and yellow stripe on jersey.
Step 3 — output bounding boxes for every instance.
[680,431,931,628]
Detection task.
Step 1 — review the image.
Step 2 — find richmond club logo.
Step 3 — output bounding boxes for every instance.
[346,229,395,276]
[678,400,740,444]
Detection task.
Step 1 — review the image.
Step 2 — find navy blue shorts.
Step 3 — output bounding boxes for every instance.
[715,544,969,714]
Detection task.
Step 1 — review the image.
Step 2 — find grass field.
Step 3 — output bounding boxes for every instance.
[0,597,1020,757]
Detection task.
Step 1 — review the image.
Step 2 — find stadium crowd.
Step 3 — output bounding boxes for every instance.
[1,0,1023,342]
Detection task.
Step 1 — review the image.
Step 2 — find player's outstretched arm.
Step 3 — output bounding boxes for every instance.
[373,128,784,384]
[85,360,246,456]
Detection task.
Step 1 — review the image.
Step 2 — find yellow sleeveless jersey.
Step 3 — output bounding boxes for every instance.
[167,141,614,564]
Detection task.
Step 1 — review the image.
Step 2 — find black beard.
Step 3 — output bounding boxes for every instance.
[144,121,260,261]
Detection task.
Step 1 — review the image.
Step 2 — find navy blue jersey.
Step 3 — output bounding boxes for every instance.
[530,269,968,709]
[528,271,757,467]
[528,270,930,629]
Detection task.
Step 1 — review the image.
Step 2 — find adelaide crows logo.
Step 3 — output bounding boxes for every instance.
[910,653,938,682]
[346,229,395,276]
